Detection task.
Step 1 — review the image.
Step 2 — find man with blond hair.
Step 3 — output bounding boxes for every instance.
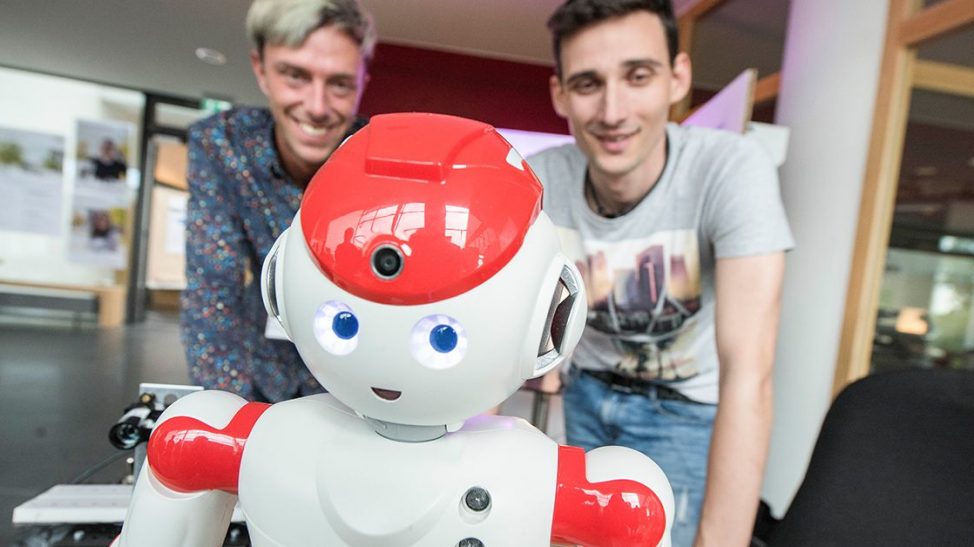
[181,0,375,402]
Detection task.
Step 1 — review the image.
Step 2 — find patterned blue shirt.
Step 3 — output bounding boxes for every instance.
[181,106,364,402]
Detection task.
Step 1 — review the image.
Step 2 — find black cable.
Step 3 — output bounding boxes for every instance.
[69,450,130,485]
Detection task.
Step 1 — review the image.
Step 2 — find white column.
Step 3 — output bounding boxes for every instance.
[763,0,890,513]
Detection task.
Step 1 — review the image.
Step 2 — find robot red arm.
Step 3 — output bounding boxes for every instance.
[147,402,270,494]
[551,445,669,547]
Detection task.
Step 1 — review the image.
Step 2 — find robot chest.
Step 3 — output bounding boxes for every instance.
[317,432,467,544]
[238,422,557,546]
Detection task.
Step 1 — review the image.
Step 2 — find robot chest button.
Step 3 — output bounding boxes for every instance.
[459,486,491,528]
[463,487,491,512]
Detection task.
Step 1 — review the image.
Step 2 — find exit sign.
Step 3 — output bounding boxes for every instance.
[200,97,232,114]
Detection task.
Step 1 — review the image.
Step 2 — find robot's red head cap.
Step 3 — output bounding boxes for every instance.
[300,113,543,306]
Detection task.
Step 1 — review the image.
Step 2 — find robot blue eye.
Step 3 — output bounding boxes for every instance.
[411,315,467,369]
[429,324,457,353]
[333,311,359,340]
[313,301,359,355]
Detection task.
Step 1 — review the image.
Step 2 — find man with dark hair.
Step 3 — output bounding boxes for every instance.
[181,0,375,403]
[527,1,793,545]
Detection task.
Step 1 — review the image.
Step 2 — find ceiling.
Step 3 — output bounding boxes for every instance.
[0,0,562,107]
[0,0,790,107]
[2,0,970,239]
[1,1,969,105]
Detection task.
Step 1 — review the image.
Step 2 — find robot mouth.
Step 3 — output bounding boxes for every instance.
[371,387,402,401]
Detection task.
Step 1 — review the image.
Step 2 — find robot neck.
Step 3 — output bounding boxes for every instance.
[362,416,450,442]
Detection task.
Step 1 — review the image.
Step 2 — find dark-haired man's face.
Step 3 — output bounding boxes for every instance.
[251,25,368,184]
[550,11,690,189]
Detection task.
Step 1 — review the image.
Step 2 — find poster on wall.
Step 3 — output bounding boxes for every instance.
[67,193,129,269]
[68,119,135,268]
[145,185,189,289]
[0,126,65,236]
[73,119,135,197]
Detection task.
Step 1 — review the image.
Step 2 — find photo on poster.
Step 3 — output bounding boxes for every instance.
[76,119,131,182]
[0,126,65,236]
[67,194,129,269]
[74,119,135,202]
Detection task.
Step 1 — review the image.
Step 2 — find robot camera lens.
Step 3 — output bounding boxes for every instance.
[371,245,403,279]
[108,420,143,450]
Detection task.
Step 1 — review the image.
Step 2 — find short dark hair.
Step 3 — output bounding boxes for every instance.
[547,0,679,77]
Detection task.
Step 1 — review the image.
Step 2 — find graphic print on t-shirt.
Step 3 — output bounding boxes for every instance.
[558,227,703,380]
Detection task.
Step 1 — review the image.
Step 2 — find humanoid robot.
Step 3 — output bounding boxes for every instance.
[115,113,674,546]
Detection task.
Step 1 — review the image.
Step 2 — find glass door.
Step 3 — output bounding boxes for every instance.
[871,24,974,373]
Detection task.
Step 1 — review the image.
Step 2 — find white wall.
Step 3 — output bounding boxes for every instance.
[0,67,143,285]
[762,0,889,513]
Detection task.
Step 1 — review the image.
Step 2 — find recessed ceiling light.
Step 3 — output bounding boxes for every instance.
[195,47,226,66]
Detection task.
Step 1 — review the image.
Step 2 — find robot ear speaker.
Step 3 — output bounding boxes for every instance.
[265,250,281,320]
[534,264,583,375]
[261,231,287,326]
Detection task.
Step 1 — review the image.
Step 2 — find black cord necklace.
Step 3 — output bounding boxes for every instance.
[585,171,638,219]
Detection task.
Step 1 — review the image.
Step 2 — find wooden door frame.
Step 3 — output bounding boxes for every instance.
[673,0,783,119]
[674,0,974,395]
[833,0,974,395]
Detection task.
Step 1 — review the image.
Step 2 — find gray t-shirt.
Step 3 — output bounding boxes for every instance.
[527,123,793,403]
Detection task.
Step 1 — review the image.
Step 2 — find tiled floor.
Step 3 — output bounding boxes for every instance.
[0,309,562,545]
[0,310,189,545]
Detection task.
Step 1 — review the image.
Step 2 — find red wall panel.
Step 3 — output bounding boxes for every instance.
[360,43,567,134]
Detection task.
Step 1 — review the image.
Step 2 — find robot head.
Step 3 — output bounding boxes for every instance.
[261,113,586,427]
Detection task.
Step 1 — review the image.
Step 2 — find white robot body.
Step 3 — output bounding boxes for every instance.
[117,113,674,547]
[241,394,557,546]
[118,389,673,547]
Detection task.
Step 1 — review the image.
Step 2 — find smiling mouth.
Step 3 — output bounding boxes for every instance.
[596,131,637,143]
[296,120,330,137]
[290,114,340,138]
[371,387,402,401]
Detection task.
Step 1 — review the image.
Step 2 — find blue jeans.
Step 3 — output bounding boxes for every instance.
[563,368,716,547]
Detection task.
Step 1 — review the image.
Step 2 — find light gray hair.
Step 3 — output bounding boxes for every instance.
[246,0,377,63]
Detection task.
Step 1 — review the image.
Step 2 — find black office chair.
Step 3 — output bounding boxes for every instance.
[764,368,974,546]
